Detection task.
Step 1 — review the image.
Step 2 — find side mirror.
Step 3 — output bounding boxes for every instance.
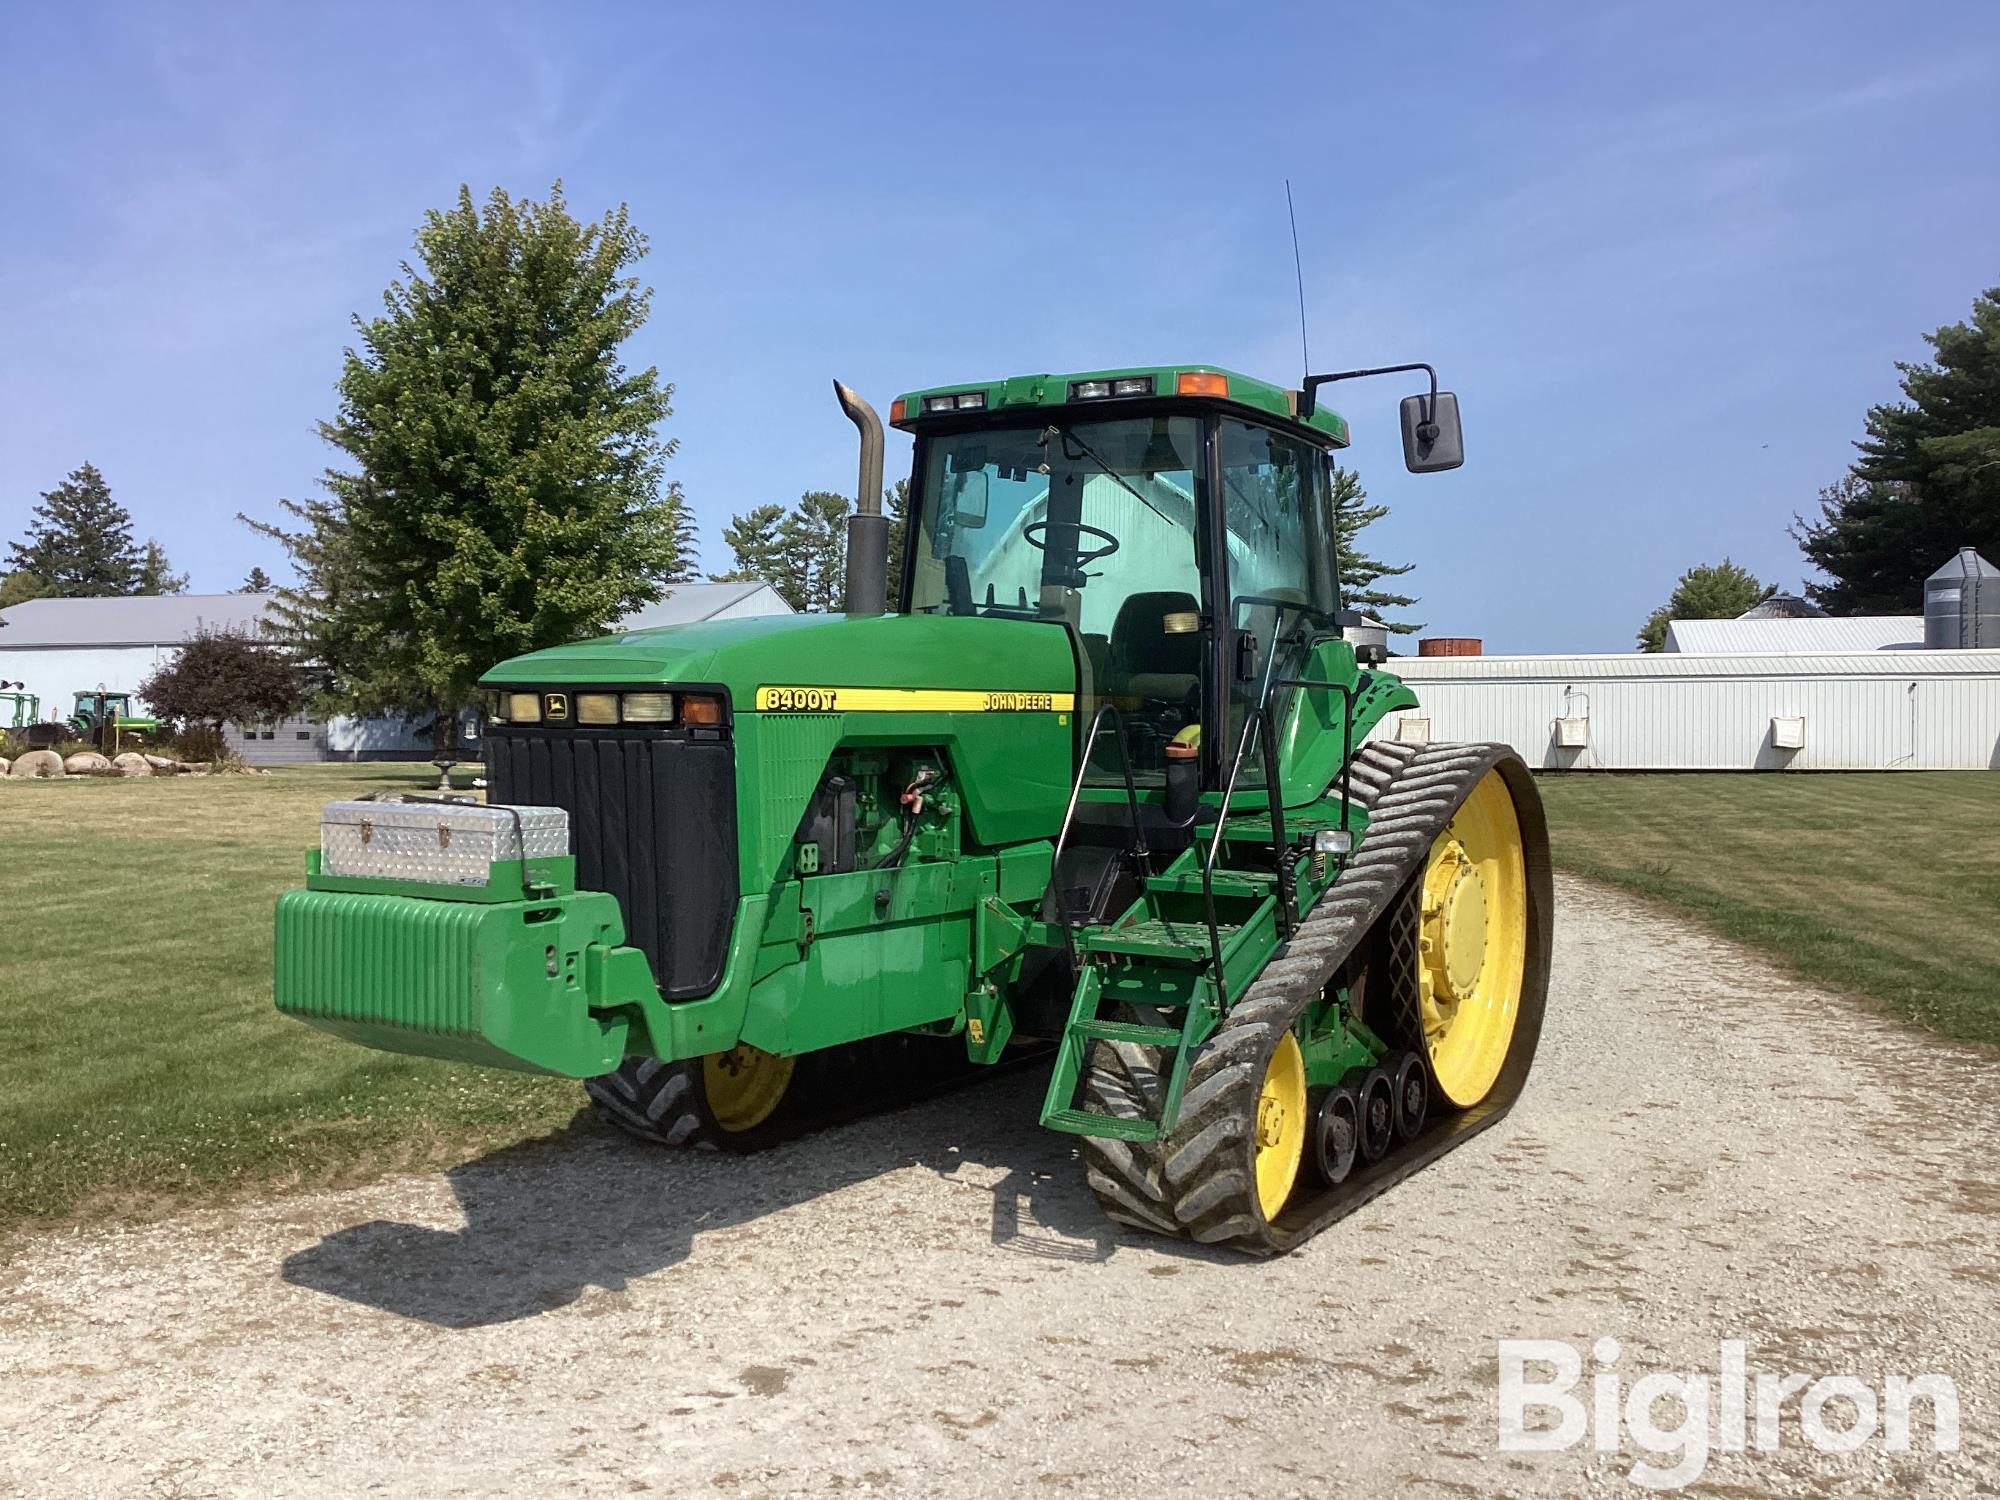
[951,470,990,529]
[1400,391,1464,473]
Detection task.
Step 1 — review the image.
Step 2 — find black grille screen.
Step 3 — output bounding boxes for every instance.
[486,728,738,999]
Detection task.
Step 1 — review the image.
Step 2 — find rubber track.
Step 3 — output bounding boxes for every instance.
[1081,740,1554,1255]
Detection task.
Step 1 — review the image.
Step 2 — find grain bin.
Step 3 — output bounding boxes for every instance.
[1925,548,2000,649]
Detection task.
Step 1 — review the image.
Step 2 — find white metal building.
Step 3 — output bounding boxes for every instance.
[0,580,793,763]
[1384,649,2000,771]
[0,593,276,725]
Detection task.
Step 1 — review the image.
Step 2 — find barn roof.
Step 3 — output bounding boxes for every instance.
[0,580,792,651]
[1664,615,1924,653]
[0,592,277,648]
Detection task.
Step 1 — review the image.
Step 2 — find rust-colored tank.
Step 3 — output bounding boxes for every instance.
[1418,637,1482,657]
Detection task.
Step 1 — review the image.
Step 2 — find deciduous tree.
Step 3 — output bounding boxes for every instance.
[138,627,307,729]
[243,183,691,743]
[1636,558,1774,651]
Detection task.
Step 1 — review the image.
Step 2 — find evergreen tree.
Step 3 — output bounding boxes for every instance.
[136,539,189,594]
[1793,285,2000,613]
[7,463,142,596]
[883,478,911,612]
[242,183,688,741]
[775,490,850,612]
[664,482,700,583]
[713,503,788,587]
[1329,465,1419,632]
[1636,558,1774,651]
[240,566,275,593]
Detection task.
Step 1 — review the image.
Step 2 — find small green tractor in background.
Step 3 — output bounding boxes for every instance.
[68,690,159,753]
[273,361,1551,1253]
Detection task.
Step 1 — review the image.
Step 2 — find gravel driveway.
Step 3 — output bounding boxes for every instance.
[3,876,1995,1497]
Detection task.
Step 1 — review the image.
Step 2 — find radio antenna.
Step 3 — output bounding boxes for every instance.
[1285,179,1309,378]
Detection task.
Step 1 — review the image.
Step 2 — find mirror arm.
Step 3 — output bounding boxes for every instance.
[1299,361,1438,425]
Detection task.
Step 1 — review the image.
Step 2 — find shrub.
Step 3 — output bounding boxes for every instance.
[168,725,228,764]
[138,627,306,731]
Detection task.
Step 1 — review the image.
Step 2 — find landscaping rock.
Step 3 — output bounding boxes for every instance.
[64,751,114,774]
[8,749,66,779]
[113,752,154,778]
[0,756,9,776]
[144,753,179,771]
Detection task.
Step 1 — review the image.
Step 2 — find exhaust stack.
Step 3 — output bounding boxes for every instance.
[835,380,887,616]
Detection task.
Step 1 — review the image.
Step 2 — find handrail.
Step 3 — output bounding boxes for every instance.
[1195,666,1357,980]
[1046,704,1154,974]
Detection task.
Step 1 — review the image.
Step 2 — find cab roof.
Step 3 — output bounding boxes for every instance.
[890,365,1350,449]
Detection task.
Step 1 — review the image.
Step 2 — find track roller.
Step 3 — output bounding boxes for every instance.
[1312,1084,1360,1185]
[1392,1052,1429,1145]
[1356,1068,1395,1163]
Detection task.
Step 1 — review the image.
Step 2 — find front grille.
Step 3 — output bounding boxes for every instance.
[485,727,738,999]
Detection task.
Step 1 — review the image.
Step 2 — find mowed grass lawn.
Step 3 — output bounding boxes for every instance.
[1539,772,2000,1046]
[0,764,582,1235]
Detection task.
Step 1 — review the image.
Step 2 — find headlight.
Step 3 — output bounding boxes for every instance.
[506,692,542,724]
[621,692,674,723]
[576,692,618,725]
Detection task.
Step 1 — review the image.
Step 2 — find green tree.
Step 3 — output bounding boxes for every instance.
[883,478,911,612]
[776,490,850,613]
[1793,286,2000,613]
[240,566,274,593]
[1636,558,1775,651]
[136,539,188,594]
[1330,465,1419,632]
[0,572,50,609]
[716,491,852,611]
[243,183,690,742]
[713,502,788,586]
[7,463,141,596]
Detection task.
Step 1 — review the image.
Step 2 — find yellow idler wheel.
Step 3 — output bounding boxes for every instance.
[702,1044,798,1133]
[1253,1031,1308,1220]
[1416,768,1529,1107]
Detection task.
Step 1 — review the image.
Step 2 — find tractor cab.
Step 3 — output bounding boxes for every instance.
[890,366,1454,794]
[70,690,158,751]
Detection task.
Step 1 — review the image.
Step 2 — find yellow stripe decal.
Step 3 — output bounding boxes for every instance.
[755,686,1074,714]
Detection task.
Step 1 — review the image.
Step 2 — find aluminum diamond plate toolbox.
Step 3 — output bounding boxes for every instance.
[320,800,569,886]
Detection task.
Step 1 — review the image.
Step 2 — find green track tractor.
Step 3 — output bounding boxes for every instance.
[273,362,1552,1253]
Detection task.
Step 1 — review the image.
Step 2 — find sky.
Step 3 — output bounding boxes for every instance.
[1,2,1995,652]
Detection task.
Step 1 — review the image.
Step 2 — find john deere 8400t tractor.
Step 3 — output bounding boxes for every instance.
[274,362,1551,1253]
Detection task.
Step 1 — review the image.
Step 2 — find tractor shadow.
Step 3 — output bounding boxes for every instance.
[280,1064,1207,1329]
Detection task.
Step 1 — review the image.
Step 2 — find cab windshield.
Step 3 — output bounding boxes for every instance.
[909,415,1205,778]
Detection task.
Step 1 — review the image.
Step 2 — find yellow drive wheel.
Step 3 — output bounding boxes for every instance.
[1253,1030,1308,1220]
[702,1044,798,1133]
[1416,769,1529,1107]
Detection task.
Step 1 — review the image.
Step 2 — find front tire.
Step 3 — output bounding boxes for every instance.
[586,1044,809,1153]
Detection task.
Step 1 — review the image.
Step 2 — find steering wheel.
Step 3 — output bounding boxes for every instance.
[1023,520,1120,566]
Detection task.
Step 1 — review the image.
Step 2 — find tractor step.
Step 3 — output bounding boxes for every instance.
[1069,1018,1182,1046]
[1142,871,1270,899]
[1042,1107,1160,1142]
[1078,918,1228,966]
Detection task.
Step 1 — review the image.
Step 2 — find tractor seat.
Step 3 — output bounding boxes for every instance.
[1108,590,1201,703]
